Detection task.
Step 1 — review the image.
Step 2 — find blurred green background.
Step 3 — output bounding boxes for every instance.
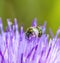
[0,0,60,34]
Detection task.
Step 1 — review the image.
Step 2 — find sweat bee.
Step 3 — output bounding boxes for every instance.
[25,26,42,39]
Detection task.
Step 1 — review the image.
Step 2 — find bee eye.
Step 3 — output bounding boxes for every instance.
[38,30,42,37]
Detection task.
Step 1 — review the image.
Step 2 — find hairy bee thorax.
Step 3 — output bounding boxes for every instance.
[25,26,42,39]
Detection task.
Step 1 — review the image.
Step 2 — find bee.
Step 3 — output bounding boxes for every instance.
[25,26,42,39]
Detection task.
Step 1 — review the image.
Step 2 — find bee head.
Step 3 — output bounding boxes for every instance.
[36,26,42,37]
[38,29,42,37]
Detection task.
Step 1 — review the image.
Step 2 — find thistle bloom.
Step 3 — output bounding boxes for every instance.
[0,18,60,63]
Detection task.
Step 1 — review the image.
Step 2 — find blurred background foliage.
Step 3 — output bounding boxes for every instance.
[0,0,60,34]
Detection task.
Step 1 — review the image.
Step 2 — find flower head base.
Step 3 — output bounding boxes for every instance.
[0,18,60,63]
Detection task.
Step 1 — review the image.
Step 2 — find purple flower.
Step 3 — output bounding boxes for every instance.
[0,18,60,63]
